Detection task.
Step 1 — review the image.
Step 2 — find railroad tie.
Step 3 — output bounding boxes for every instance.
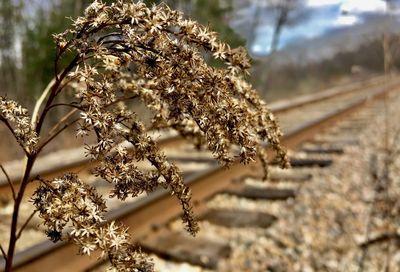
[311,137,359,146]
[222,185,296,200]
[200,209,277,228]
[336,125,366,131]
[141,231,231,269]
[300,147,344,154]
[268,172,312,182]
[167,156,214,164]
[330,128,365,136]
[284,158,333,168]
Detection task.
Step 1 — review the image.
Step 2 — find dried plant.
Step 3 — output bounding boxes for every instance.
[1,1,288,271]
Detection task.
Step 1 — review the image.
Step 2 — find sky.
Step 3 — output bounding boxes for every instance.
[231,0,399,56]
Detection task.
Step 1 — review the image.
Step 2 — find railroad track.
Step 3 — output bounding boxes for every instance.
[0,75,389,197]
[0,75,399,271]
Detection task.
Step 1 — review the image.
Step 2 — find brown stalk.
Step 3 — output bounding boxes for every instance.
[0,164,15,200]
[360,232,400,247]
[5,42,81,272]
[5,155,36,272]
[16,210,38,240]
[0,244,7,260]
[0,118,29,156]
[35,53,80,136]
[36,118,80,154]
[47,108,79,136]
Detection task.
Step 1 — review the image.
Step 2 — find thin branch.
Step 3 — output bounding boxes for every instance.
[36,94,138,154]
[104,94,139,108]
[97,31,123,44]
[360,232,400,248]
[36,118,80,154]
[47,108,79,136]
[0,164,15,200]
[0,244,7,260]
[55,22,90,78]
[47,95,137,118]
[386,126,400,163]
[56,75,80,93]
[0,117,15,136]
[46,103,82,112]
[36,176,54,190]
[0,118,29,156]
[16,210,38,240]
[358,154,379,272]
[35,54,81,136]
[31,77,56,127]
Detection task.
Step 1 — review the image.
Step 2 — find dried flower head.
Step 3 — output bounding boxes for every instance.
[32,174,153,271]
[0,97,38,154]
[29,0,289,270]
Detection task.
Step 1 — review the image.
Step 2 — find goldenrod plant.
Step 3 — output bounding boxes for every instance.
[0,1,288,271]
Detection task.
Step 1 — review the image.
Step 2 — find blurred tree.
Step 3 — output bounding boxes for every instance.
[269,0,307,53]
[22,0,87,98]
[190,0,244,47]
[234,0,307,54]
[144,0,244,47]
[22,0,242,98]
[0,0,22,96]
[22,0,115,97]
[245,0,308,94]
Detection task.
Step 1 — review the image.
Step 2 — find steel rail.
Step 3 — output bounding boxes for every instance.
[2,78,398,272]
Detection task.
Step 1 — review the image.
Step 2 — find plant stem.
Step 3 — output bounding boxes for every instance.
[35,54,80,136]
[4,156,35,272]
[16,210,37,240]
[0,244,6,260]
[3,51,81,270]
[36,118,80,154]
[0,164,15,200]
[0,118,29,156]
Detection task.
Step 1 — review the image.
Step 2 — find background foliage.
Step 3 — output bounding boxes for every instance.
[1,0,399,105]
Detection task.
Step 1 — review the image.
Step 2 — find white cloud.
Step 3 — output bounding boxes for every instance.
[334,14,359,26]
[307,0,341,7]
[252,44,267,54]
[308,0,387,12]
[340,0,387,14]
[244,0,393,55]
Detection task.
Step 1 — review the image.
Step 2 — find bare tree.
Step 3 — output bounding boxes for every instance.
[269,0,306,53]
[235,0,307,54]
